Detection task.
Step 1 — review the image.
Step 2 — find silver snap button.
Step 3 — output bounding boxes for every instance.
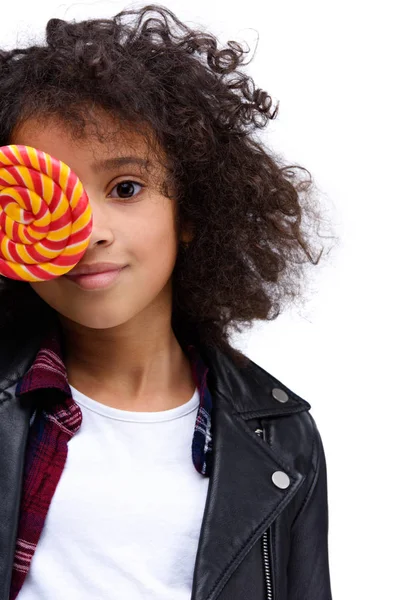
[272,471,290,489]
[272,387,289,403]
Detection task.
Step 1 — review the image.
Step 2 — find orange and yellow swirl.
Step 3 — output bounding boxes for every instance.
[0,144,92,281]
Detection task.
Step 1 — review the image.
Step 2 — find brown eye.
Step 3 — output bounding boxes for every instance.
[108,180,143,199]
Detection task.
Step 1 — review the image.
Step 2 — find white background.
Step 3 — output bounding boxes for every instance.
[2,1,399,597]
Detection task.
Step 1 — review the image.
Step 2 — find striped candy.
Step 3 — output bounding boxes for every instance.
[0,145,92,281]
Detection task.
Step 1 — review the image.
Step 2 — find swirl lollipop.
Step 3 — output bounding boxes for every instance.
[0,144,92,282]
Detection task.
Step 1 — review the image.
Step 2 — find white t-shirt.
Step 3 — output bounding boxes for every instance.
[18,384,210,600]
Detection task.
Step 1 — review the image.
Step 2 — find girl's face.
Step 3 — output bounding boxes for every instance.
[10,116,183,330]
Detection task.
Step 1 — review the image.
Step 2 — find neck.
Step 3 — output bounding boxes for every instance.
[58,314,195,412]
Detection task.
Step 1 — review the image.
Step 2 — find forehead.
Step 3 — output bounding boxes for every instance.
[10,114,165,174]
[11,115,153,165]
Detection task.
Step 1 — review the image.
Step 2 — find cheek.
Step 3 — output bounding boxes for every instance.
[129,230,178,294]
[124,204,178,265]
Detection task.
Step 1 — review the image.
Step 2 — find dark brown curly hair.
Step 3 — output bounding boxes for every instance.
[0,3,334,368]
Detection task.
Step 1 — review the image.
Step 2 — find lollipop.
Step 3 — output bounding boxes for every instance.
[0,144,92,282]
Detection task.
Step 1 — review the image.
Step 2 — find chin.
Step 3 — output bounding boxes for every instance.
[61,309,131,330]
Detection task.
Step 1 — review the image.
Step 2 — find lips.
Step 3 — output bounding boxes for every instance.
[65,264,127,290]
[66,262,126,277]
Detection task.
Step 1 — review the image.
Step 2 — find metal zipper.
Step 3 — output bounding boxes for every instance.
[255,427,274,600]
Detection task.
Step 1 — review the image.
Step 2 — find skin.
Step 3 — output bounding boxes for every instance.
[10,114,196,412]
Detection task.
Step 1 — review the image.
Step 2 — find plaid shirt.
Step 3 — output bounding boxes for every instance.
[9,327,213,600]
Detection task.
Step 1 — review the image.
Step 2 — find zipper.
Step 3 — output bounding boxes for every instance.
[255,427,274,600]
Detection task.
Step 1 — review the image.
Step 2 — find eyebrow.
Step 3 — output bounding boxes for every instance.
[90,156,150,173]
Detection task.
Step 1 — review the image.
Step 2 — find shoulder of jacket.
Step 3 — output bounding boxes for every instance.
[202,343,322,472]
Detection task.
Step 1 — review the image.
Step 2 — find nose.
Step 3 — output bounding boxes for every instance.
[86,197,115,249]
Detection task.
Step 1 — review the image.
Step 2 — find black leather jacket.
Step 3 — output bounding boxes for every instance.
[0,335,333,600]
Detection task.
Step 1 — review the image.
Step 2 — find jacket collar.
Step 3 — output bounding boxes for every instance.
[0,332,311,600]
[199,342,311,417]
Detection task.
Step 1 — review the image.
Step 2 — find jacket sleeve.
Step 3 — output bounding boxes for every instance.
[287,415,333,600]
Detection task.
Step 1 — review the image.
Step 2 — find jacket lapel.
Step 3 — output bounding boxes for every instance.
[190,388,306,600]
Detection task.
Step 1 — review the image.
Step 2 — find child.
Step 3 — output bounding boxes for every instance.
[0,4,333,600]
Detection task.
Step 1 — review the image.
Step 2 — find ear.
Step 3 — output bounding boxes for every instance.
[180,222,195,244]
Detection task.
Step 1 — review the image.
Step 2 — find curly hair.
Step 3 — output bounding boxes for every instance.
[0,3,334,368]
